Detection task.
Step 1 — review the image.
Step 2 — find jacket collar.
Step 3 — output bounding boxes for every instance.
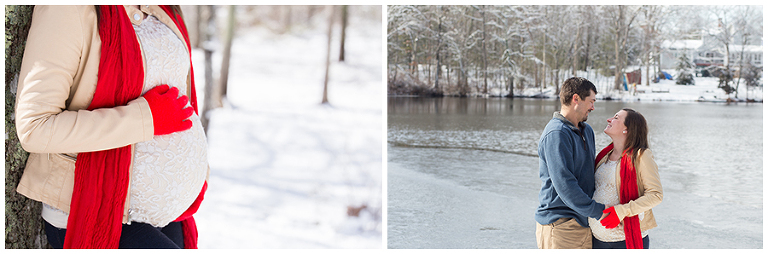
[553,111,585,132]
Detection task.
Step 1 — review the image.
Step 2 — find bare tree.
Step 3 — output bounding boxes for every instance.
[710,6,737,97]
[610,5,639,90]
[732,6,759,99]
[638,6,667,86]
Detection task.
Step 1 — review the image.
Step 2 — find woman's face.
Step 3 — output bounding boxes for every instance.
[604,110,628,137]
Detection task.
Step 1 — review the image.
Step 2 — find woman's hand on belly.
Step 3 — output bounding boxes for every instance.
[144,84,194,135]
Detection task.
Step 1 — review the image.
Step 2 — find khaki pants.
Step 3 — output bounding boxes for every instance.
[536,217,592,249]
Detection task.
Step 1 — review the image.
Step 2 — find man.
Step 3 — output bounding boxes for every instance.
[535,77,605,249]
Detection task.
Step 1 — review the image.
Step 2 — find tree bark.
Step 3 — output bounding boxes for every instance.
[5,5,50,249]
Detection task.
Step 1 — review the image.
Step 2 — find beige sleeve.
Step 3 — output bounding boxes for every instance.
[613,149,664,220]
[15,6,154,154]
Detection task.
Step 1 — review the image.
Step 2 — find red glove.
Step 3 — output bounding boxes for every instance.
[144,85,194,135]
[600,207,620,229]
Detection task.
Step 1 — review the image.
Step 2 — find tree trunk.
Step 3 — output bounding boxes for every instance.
[338,5,348,62]
[534,62,539,90]
[284,6,292,33]
[555,69,561,95]
[584,26,591,72]
[434,7,442,94]
[481,6,488,94]
[447,63,450,88]
[219,5,236,99]
[506,76,514,98]
[194,6,202,48]
[5,5,50,249]
[613,6,624,90]
[572,23,580,77]
[735,36,748,99]
[321,5,335,104]
[724,44,731,97]
[201,5,220,134]
[645,61,650,86]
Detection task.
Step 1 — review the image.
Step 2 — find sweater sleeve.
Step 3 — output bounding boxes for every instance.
[14,6,155,154]
[542,130,605,219]
[613,150,663,220]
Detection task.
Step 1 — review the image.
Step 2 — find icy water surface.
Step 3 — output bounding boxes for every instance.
[387,97,762,249]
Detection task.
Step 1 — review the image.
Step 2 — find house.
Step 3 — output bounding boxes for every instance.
[659,40,702,69]
[660,39,762,70]
[727,44,763,67]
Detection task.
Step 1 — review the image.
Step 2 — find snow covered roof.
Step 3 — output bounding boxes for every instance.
[730,44,763,53]
[661,40,703,50]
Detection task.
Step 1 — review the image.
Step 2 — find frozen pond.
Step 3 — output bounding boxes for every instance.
[387,97,762,249]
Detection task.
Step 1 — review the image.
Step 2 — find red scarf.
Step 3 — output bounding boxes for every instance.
[64,5,204,249]
[595,143,643,249]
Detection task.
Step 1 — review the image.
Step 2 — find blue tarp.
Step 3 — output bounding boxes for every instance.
[622,74,629,91]
[662,71,672,80]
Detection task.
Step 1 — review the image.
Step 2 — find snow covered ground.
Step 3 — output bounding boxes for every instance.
[509,67,763,103]
[190,8,382,248]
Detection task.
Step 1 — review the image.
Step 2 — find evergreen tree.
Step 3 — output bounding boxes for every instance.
[675,52,695,85]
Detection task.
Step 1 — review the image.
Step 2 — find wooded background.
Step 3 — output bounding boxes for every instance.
[387,5,762,97]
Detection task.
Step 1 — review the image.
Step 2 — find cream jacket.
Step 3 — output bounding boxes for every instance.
[596,149,663,231]
[14,5,194,223]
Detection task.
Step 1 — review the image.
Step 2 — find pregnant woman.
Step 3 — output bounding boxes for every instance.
[590,108,663,249]
[14,5,207,248]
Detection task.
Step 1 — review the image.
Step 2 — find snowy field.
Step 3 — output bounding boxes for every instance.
[509,67,763,103]
[190,8,383,248]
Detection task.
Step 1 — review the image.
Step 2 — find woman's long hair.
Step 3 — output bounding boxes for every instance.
[622,108,649,162]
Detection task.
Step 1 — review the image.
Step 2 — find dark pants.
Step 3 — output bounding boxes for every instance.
[44,220,184,249]
[592,235,649,249]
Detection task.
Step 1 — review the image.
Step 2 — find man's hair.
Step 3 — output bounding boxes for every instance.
[560,77,597,106]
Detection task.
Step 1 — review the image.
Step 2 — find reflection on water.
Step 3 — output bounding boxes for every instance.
[388,97,763,207]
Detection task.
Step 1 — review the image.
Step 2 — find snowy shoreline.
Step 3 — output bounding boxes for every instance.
[389,68,763,104]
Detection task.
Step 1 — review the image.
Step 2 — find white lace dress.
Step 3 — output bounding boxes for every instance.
[588,159,649,242]
[41,15,208,229]
[129,15,208,227]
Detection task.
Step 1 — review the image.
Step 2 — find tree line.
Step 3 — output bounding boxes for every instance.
[387,5,762,97]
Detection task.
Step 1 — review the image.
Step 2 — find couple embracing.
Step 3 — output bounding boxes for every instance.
[535,77,663,249]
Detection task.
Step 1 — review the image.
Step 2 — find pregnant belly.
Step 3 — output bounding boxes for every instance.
[129,113,208,227]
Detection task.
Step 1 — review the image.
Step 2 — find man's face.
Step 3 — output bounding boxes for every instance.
[574,90,596,122]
